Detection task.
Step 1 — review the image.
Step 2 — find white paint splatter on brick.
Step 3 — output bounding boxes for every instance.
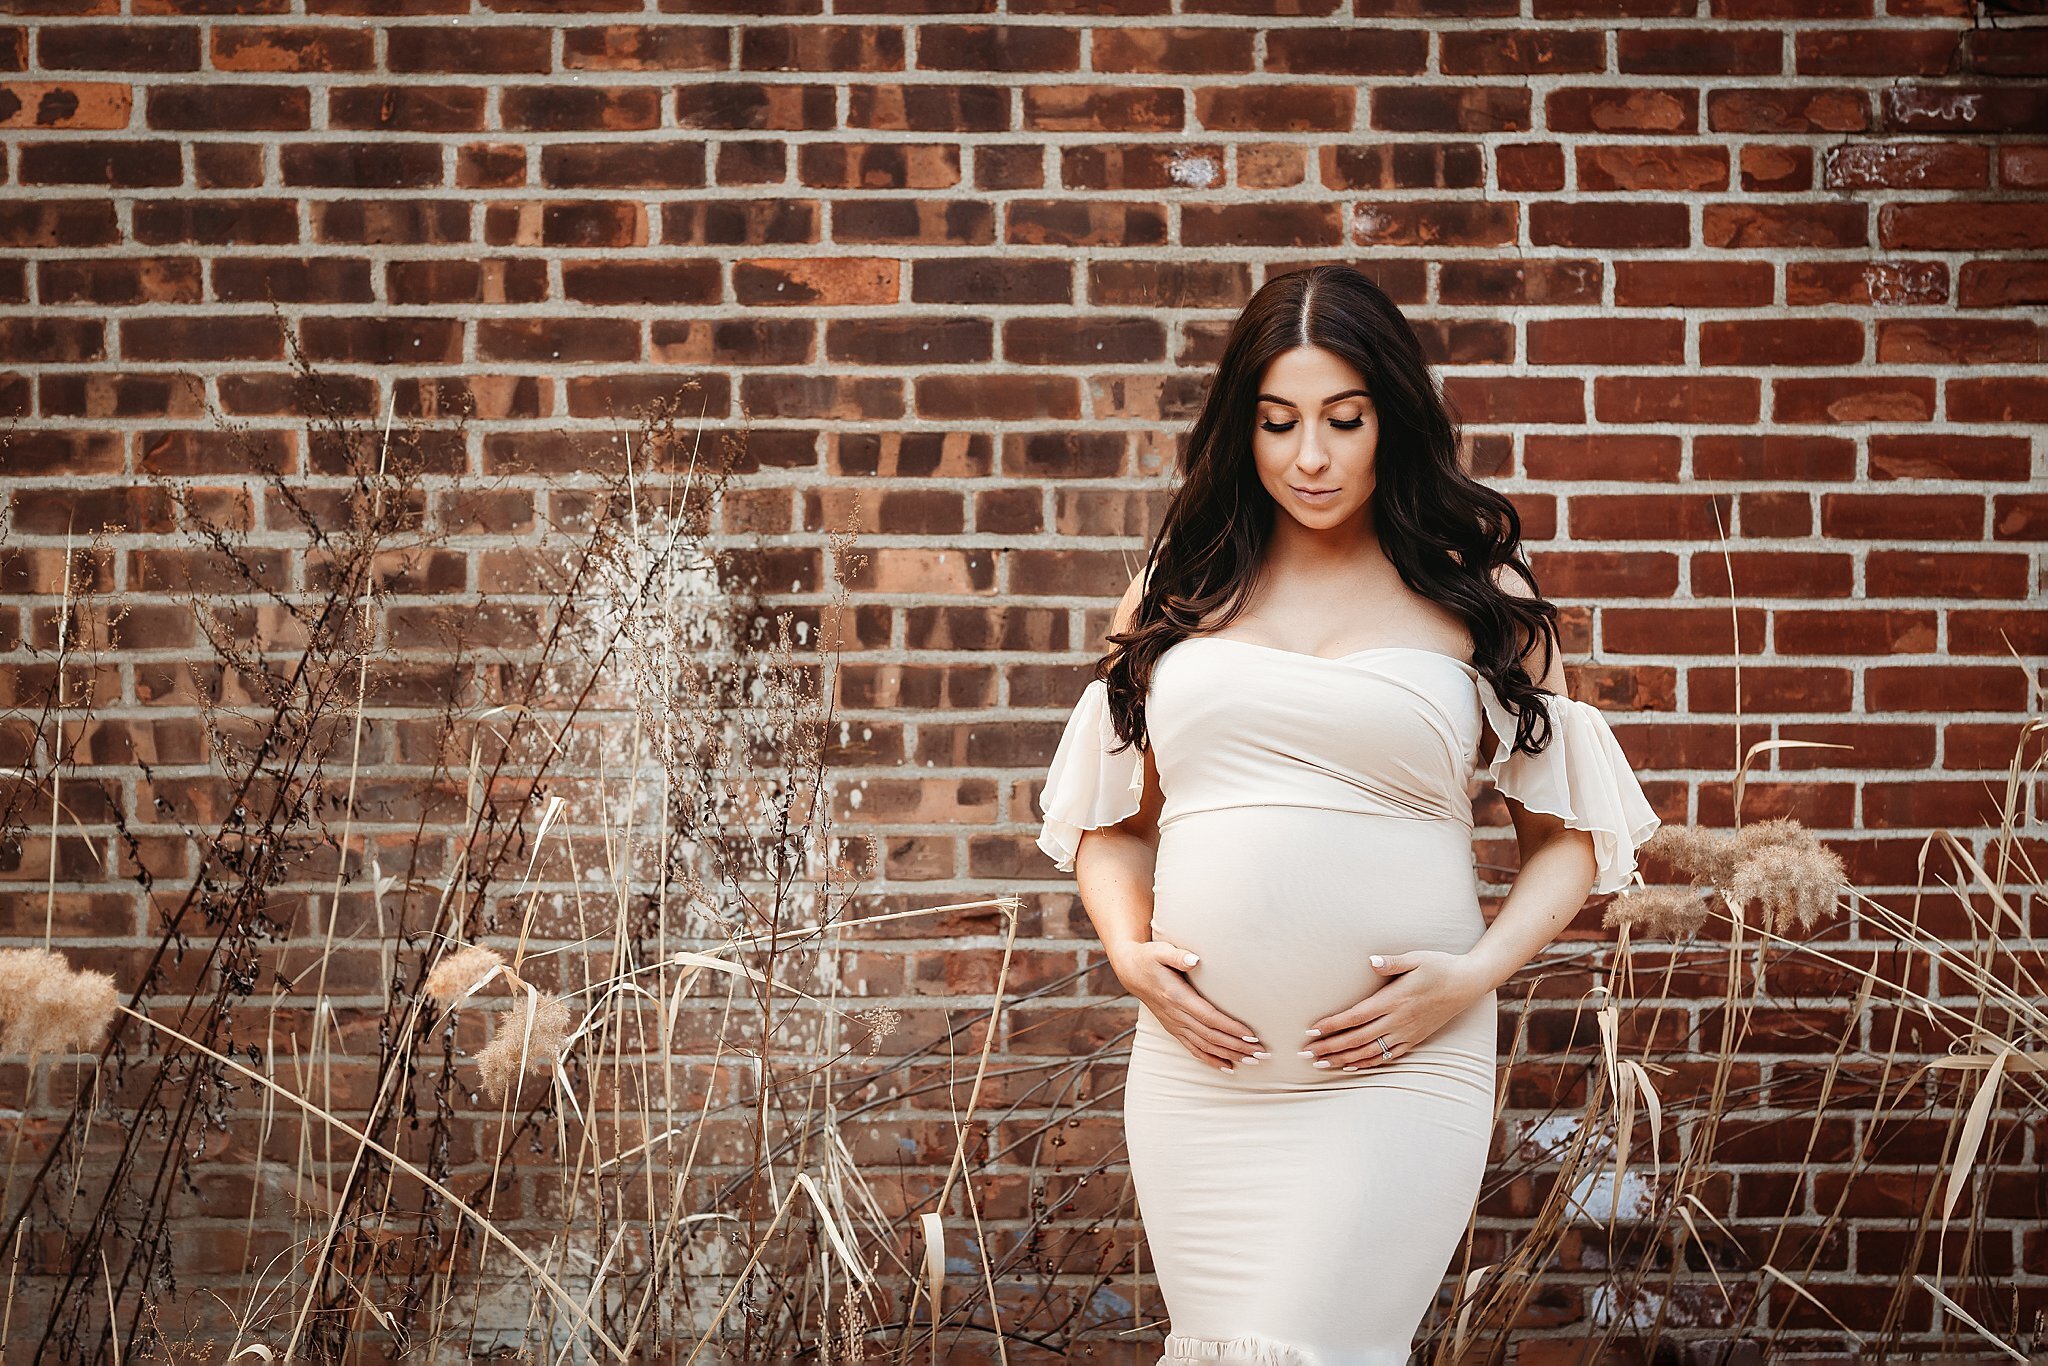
[1169,152,1219,189]
[1349,203,1394,243]
[1891,88,1984,124]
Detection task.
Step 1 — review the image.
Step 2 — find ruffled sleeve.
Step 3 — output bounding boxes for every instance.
[1035,678,1146,874]
[1477,683,1661,895]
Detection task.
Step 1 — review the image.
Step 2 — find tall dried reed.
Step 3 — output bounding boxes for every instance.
[0,331,2038,1363]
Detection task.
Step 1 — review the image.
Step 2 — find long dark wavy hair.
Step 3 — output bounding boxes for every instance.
[1099,263,1563,761]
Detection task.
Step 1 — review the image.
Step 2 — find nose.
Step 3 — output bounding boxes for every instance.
[1295,430,1331,476]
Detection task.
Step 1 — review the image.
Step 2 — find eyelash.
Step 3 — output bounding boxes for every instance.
[1261,418,1365,433]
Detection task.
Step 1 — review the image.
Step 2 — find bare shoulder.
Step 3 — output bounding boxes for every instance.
[1491,559,1538,601]
[1490,558,1569,694]
[1110,560,1150,636]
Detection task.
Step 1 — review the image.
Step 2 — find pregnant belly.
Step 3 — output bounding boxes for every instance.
[1147,805,1490,1076]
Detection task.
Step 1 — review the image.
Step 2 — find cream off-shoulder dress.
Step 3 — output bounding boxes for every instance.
[1036,636,1661,1366]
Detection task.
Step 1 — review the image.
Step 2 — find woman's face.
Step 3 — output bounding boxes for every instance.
[1250,345,1379,533]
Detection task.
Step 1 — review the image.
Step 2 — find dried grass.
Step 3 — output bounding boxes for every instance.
[0,334,2034,1364]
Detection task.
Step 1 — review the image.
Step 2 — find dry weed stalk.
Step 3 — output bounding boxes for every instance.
[1430,680,2044,1364]
[0,330,2037,1363]
[0,334,1098,1364]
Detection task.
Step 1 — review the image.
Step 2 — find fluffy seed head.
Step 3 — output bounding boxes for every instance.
[0,948,120,1062]
[476,991,572,1103]
[424,944,505,1007]
[1604,885,1713,940]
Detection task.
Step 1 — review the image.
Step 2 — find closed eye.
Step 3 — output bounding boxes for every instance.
[1260,417,1365,433]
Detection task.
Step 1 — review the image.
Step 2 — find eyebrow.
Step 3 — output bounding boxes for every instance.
[1256,388,1371,408]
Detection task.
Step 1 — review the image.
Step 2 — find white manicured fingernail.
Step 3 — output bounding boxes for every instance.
[1184,952,1199,966]
[1303,1027,1320,1038]
[1312,1060,1332,1069]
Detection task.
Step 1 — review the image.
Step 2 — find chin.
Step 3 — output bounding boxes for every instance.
[1287,502,1364,527]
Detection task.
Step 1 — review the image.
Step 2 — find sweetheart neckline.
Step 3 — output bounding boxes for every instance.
[1178,634,1480,674]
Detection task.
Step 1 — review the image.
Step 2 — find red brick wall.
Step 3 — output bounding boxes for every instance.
[3,3,2045,1360]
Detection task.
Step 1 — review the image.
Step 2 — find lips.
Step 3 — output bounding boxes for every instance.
[1293,486,1339,496]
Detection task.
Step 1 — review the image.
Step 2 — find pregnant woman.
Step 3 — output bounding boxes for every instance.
[1034,265,1661,1365]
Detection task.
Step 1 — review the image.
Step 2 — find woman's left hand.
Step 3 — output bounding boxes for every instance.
[1299,951,1491,1071]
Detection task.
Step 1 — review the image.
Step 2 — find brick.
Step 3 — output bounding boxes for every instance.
[314,198,468,244]
[733,257,897,306]
[677,81,836,130]
[279,141,444,188]
[386,259,548,307]
[1001,315,1164,366]
[1691,549,1854,598]
[188,141,257,188]
[713,138,786,185]
[1549,85,1698,135]
[145,83,309,131]
[1569,493,1732,541]
[1866,550,2030,598]
[541,141,708,189]
[825,315,991,367]
[136,428,295,475]
[456,141,526,188]
[1708,85,1871,133]
[40,256,202,305]
[1819,492,1983,539]
[500,85,662,132]
[328,84,487,132]
[0,318,103,363]
[0,82,132,129]
[37,374,204,420]
[132,197,300,246]
[385,26,552,74]
[1374,84,1528,133]
[831,197,994,245]
[211,255,374,304]
[1881,200,2048,251]
[38,24,201,70]
[660,197,816,245]
[210,24,374,72]
[300,315,465,365]
[560,24,727,70]
[1011,199,1170,247]
[220,370,377,420]
[1532,200,1691,249]
[1705,317,1873,366]
[483,199,645,248]
[1527,317,1685,367]
[121,315,284,363]
[739,23,904,72]
[1618,28,1783,76]
[560,259,719,306]
[390,374,542,422]
[1576,142,1731,193]
[1884,81,2048,134]
[476,317,640,364]
[16,139,181,187]
[1437,30,1598,77]
[0,430,122,474]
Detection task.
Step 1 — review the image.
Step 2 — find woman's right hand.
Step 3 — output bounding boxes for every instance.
[1110,940,1266,1074]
